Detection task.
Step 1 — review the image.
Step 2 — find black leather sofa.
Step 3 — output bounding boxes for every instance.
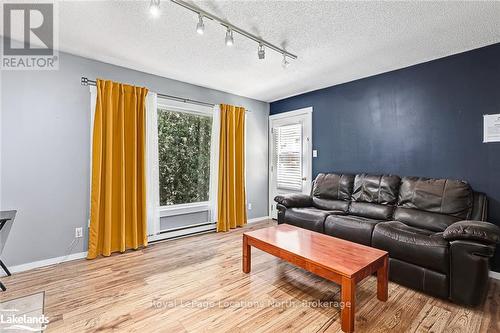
[274,173,500,306]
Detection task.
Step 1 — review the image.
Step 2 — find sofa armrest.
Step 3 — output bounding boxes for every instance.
[275,204,287,224]
[274,193,312,208]
[449,240,495,306]
[443,220,500,245]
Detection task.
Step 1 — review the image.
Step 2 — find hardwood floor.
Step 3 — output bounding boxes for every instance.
[1,220,499,332]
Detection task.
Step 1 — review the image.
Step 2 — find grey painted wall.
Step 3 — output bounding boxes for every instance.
[0,51,269,267]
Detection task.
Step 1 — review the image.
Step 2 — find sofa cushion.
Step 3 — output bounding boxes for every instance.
[349,174,400,219]
[398,177,473,219]
[312,197,350,212]
[394,207,461,232]
[324,215,381,246]
[312,173,354,213]
[372,221,449,274]
[284,207,342,233]
[352,174,401,204]
[313,173,355,200]
[349,202,394,220]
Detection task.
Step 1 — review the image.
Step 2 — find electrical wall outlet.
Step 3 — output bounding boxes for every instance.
[75,227,83,238]
[248,203,252,210]
[313,150,318,157]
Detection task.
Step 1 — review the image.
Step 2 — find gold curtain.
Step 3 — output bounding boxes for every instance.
[217,104,247,232]
[87,79,149,259]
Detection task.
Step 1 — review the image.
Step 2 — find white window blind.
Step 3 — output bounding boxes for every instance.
[274,123,303,191]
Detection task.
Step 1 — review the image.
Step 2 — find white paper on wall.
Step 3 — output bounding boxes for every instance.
[483,114,500,143]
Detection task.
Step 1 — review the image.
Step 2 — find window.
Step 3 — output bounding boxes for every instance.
[274,123,303,191]
[157,107,212,206]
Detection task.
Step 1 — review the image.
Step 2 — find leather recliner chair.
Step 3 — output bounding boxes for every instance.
[275,173,500,306]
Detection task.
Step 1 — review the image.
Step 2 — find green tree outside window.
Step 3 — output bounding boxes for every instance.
[157,108,212,206]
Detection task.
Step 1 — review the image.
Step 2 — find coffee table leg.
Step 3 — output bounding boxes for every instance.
[377,255,388,302]
[341,276,355,333]
[243,235,251,273]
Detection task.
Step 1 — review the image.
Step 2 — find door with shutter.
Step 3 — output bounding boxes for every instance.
[269,108,313,219]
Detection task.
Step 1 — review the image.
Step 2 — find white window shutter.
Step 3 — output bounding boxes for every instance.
[274,123,303,191]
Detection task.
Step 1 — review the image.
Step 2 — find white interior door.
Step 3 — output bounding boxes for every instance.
[269,107,313,219]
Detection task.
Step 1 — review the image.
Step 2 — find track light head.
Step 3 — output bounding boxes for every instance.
[258,44,265,60]
[225,28,234,46]
[282,54,289,69]
[196,14,205,35]
[149,0,160,17]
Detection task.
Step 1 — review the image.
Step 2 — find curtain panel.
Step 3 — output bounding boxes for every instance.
[209,105,221,223]
[217,104,247,232]
[145,92,160,238]
[87,79,149,259]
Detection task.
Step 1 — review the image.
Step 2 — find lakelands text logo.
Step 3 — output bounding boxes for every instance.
[0,309,49,331]
[1,2,59,70]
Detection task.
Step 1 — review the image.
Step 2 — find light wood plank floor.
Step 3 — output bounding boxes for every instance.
[1,220,499,332]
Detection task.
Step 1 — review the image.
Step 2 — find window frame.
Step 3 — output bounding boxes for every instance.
[156,98,214,217]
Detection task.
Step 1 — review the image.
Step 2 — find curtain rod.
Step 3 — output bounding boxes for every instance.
[81,77,216,108]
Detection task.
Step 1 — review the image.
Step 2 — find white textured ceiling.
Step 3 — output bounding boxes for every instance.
[55,1,500,102]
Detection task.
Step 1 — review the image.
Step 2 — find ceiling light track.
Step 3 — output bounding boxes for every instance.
[169,0,297,61]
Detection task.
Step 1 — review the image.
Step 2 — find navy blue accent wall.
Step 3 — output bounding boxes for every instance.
[270,43,500,271]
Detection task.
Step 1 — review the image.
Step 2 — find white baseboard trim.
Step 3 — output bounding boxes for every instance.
[1,251,88,276]
[247,216,271,223]
[490,270,500,280]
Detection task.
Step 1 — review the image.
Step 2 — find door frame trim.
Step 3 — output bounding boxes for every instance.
[269,107,313,120]
[268,107,313,218]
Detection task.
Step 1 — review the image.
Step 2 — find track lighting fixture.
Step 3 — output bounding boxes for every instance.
[258,44,265,60]
[225,28,234,46]
[161,0,298,66]
[196,14,205,35]
[149,0,160,17]
[282,54,289,69]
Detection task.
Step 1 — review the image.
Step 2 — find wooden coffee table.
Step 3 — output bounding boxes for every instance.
[242,224,388,333]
